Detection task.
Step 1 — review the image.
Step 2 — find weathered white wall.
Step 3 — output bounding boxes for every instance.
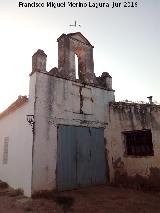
[0,73,36,196]
[32,72,115,193]
[107,102,160,188]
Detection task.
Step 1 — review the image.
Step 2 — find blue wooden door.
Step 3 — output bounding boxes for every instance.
[57,125,77,190]
[90,128,107,185]
[76,127,91,186]
[57,125,107,191]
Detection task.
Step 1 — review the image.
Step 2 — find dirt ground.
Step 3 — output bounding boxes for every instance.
[0,184,160,213]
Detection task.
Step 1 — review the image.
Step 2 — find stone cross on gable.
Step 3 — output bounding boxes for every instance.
[69,21,81,27]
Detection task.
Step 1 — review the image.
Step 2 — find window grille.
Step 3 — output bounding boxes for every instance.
[123,130,153,156]
[3,137,9,164]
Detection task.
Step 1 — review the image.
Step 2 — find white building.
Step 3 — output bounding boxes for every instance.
[0,32,160,197]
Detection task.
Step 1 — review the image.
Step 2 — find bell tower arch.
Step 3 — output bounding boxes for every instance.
[57,32,96,84]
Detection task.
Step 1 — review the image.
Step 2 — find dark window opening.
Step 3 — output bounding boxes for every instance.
[123,129,154,156]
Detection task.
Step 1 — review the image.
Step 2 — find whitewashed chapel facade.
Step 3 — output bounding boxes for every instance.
[0,32,160,196]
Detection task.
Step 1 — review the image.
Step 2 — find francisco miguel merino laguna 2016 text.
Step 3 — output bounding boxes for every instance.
[18,1,138,8]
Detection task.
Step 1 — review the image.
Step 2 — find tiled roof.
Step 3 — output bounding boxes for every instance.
[0,96,28,119]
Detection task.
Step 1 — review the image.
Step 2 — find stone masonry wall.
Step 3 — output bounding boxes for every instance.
[107,102,160,190]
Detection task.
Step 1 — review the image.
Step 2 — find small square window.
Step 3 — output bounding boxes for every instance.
[123,130,154,157]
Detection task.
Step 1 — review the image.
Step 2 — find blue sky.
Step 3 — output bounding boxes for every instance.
[0,0,159,111]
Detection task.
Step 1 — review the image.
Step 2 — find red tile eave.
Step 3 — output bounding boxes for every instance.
[0,96,28,119]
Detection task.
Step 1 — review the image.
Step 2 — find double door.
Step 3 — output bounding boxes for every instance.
[57,125,107,190]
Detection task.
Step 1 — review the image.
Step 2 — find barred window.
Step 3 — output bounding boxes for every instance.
[3,137,9,164]
[123,130,154,156]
